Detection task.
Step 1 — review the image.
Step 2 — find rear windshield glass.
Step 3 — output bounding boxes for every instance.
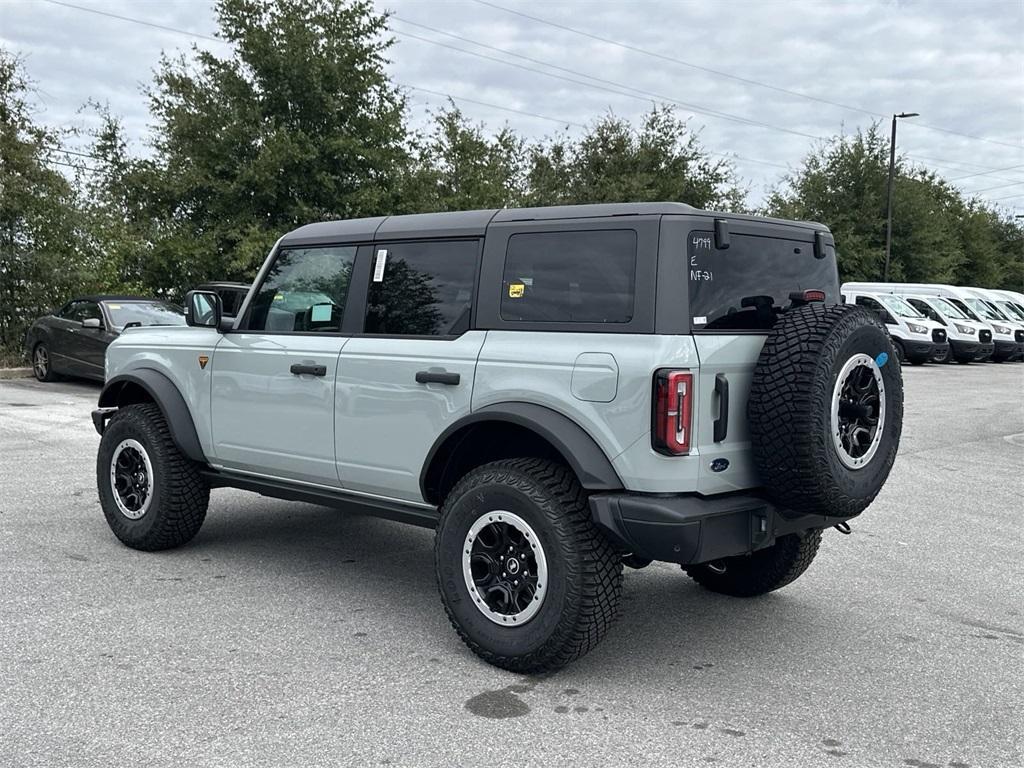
[688,231,838,330]
[103,301,185,329]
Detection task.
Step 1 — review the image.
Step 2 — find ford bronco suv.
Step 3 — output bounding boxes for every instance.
[92,203,903,672]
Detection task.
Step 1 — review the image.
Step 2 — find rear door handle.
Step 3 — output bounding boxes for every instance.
[290,363,327,377]
[713,373,729,443]
[415,370,460,385]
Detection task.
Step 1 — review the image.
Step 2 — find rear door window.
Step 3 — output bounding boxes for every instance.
[688,231,838,331]
[364,240,477,336]
[500,230,636,323]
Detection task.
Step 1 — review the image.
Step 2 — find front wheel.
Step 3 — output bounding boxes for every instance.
[892,340,905,365]
[97,403,209,551]
[435,458,623,673]
[684,531,823,597]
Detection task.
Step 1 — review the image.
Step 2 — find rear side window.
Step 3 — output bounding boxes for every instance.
[364,240,477,336]
[688,231,838,331]
[500,230,636,323]
[248,246,356,332]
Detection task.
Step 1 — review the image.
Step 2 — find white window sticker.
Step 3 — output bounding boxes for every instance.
[373,249,388,282]
[693,315,708,325]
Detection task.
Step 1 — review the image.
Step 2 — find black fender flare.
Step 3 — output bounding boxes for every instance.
[96,369,206,463]
[420,402,623,503]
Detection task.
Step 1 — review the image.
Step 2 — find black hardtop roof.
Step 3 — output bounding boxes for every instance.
[278,202,828,247]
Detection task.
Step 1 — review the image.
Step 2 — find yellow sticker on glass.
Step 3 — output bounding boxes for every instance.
[508,283,525,298]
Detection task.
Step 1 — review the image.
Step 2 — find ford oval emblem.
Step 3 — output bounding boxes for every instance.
[710,458,730,473]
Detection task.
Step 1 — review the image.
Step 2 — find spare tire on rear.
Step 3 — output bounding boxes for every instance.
[748,303,903,519]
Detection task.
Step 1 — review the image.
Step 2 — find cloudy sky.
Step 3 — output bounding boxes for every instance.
[3,0,1023,211]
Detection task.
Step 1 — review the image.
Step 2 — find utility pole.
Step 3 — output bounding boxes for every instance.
[884,112,919,281]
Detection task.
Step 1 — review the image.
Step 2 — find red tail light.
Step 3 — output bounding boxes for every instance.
[653,370,693,455]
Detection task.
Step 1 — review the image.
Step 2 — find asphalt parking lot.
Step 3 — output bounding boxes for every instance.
[1,365,1022,768]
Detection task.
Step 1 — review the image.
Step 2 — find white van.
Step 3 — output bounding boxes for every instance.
[844,282,992,364]
[974,288,1024,329]
[962,287,1024,362]
[899,295,994,363]
[877,283,1023,362]
[991,289,1024,317]
[840,285,948,365]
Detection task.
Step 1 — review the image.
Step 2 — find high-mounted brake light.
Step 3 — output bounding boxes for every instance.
[789,289,826,304]
[653,370,693,455]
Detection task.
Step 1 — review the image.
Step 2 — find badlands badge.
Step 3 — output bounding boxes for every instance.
[198,355,209,370]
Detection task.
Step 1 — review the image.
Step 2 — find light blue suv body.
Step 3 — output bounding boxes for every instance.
[93,203,900,671]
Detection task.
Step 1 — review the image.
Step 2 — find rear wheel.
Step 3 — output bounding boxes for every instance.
[435,458,622,673]
[32,343,59,382]
[685,531,823,597]
[97,403,209,551]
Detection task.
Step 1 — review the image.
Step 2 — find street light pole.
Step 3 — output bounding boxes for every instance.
[884,111,919,282]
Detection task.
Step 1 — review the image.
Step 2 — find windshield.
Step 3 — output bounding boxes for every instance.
[103,301,186,329]
[965,298,1005,321]
[930,297,968,320]
[995,300,1024,322]
[878,294,924,318]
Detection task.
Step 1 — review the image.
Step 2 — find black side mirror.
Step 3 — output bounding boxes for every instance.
[82,318,102,330]
[184,290,223,331]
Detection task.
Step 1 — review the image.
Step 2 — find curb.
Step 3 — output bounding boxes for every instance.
[0,368,33,380]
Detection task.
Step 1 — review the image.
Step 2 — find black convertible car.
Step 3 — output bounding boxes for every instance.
[24,296,185,383]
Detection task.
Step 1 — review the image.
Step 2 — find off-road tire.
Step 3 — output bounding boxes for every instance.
[97,403,209,551]
[435,458,623,673]
[684,531,823,597]
[748,303,903,519]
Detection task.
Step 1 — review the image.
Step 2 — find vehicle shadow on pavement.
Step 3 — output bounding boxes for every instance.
[183,496,845,679]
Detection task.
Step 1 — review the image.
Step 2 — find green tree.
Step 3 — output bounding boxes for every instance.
[144,0,412,296]
[765,123,1023,286]
[766,124,891,281]
[0,50,88,357]
[405,104,526,212]
[76,103,158,294]
[525,106,744,210]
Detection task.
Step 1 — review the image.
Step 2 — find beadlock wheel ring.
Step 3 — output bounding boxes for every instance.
[109,439,154,520]
[830,353,886,470]
[462,511,548,626]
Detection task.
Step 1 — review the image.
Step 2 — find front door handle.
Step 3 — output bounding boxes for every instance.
[713,373,729,443]
[290,363,327,377]
[415,370,460,385]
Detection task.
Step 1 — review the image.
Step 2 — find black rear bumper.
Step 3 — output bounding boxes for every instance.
[590,492,849,566]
